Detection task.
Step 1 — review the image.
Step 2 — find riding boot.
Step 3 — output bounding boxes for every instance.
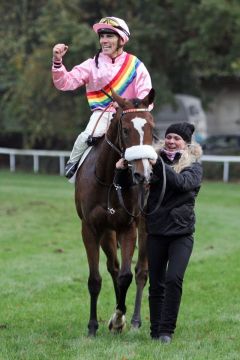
[65,133,89,179]
[65,161,80,179]
[149,296,162,339]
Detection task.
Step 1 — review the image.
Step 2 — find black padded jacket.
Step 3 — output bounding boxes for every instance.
[146,151,203,237]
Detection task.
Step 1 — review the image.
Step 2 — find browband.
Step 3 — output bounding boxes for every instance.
[122,109,150,114]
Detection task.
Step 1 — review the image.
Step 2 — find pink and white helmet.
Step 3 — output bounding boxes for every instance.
[93,16,130,44]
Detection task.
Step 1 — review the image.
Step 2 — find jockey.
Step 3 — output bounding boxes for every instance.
[52,16,152,179]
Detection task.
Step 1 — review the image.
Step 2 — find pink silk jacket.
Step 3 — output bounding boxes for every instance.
[52,51,152,112]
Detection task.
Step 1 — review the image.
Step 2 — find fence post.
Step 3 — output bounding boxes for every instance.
[59,156,65,176]
[223,161,229,182]
[33,155,39,173]
[10,154,16,172]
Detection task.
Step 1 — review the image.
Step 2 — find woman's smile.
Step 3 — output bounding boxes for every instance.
[165,133,186,151]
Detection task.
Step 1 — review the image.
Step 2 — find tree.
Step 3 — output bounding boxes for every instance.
[1,0,240,149]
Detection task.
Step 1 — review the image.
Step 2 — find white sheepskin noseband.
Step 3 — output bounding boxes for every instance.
[124,145,158,161]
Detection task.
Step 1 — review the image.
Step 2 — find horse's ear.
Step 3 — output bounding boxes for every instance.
[142,88,155,107]
[110,88,125,108]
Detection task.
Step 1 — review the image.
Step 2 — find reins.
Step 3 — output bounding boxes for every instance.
[112,182,141,218]
[111,156,166,217]
[138,156,166,216]
[90,102,113,138]
[105,136,123,157]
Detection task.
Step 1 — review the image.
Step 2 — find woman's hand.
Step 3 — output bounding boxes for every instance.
[53,43,69,61]
[149,159,157,165]
[116,158,128,169]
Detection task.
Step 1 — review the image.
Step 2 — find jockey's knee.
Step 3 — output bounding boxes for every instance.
[75,131,89,144]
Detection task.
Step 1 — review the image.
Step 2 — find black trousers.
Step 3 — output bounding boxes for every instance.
[147,234,193,338]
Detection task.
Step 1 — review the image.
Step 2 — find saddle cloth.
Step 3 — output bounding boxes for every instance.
[68,146,93,184]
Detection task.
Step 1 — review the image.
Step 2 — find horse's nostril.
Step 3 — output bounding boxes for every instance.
[134,172,145,184]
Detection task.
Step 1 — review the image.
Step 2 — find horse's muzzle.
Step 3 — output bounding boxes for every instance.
[131,159,153,185]
[133,172,146,184]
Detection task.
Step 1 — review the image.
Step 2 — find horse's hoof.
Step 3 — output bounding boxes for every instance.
[108,309,126,333]
[88,329,97,337]
[131,318,142,329]
[88,320,98,337]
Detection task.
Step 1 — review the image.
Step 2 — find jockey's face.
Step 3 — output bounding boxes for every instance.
[99,33,123,58]
[165,133,187,151]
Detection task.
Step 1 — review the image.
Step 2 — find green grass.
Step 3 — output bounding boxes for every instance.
[0,170,240,360]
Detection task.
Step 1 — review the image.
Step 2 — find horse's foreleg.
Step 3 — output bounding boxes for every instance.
[101,230,120,304]
[87,272,102,336]
[82,223,102,336]
[131,259,148,328]
[108,224,137,332]
[131,215,148,328]
[117,225,137,313]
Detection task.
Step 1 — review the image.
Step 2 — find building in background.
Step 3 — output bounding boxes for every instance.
[203,78,240,135]
[154,94,208,143]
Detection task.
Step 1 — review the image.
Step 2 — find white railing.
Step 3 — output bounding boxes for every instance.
[0,147,70,176]
[200,154,240,182]
[0,147,240,182]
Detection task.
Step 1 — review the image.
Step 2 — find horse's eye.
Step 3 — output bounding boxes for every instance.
[123,128,129,137]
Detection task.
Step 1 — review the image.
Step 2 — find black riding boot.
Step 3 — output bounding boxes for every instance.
[65,160,79,179]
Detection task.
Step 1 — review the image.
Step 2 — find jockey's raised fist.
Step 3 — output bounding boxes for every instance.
[53,44,68,61]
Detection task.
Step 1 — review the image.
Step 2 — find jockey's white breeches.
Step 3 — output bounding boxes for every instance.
[69,111,114,163]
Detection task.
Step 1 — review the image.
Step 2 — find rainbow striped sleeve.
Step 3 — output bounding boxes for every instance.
[86,54,141,111]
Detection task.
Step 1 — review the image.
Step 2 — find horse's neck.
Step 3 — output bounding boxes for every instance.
[96,126,120,183]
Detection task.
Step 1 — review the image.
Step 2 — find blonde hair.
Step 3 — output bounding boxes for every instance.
[153,140,202,173]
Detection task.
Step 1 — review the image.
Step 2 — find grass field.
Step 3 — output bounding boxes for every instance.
[0,171,240,360]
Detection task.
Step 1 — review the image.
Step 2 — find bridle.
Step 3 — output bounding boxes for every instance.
[112,156,166,217]
[95,106,166,217]
[104,108,151,156]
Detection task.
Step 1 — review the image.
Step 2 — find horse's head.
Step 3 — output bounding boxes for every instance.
[111,88,157,184]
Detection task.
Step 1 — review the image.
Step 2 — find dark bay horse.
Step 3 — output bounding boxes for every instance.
[75,89,157,336]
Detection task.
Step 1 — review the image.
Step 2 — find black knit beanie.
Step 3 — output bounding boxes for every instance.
[165,122,195,143]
